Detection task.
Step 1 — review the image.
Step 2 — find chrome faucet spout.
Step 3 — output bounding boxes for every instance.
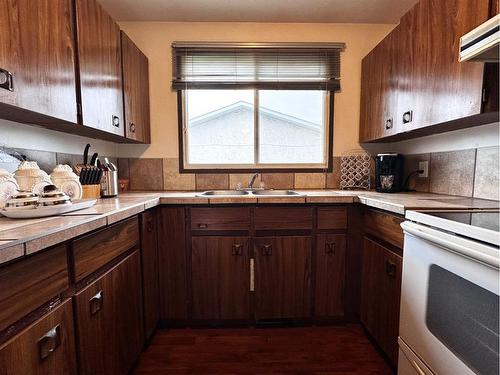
[248,173,259,189]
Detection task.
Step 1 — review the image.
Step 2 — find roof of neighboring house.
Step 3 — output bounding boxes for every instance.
[189,101,321,131]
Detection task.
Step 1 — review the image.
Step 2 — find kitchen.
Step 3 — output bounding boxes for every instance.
[0,0,498,374]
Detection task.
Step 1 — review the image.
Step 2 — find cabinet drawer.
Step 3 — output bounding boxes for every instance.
[0,244,69,333]
[317,207,347,230]
[191,207,250,231]
[71,216,139,282]
[364,209,404,249]
[254,207,313,230]
[0,299,77,374]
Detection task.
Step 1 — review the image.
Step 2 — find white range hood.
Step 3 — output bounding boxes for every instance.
[459,14,499,62]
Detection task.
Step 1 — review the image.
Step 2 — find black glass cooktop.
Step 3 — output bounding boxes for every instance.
[427,211,500,232]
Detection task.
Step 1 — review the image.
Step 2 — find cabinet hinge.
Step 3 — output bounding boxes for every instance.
[482,88,488,103]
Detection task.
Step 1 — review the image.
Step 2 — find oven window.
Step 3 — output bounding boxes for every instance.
[426,264,499,375]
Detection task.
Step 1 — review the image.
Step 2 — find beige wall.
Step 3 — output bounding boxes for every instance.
[116,22,395,158]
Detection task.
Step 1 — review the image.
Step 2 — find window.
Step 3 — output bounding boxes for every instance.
[173,42,344,172]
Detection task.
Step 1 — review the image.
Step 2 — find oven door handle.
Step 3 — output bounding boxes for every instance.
[401,221,499,269]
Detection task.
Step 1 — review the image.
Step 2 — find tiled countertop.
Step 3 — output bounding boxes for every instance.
[0,190,497,264]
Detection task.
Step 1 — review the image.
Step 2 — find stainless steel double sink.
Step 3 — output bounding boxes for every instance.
[197,189,304,197]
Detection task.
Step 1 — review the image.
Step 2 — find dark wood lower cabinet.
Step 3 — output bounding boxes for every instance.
[360,236,402,366]
[0,299,76,375]
[140,210,160,340]
[314,234,346,318]
[158,207,188,321]
[191,237,250,320]
[254,236,312,320]
[74,250,143,375]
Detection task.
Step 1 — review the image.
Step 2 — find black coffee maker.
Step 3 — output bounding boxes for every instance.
[375,154,404,193]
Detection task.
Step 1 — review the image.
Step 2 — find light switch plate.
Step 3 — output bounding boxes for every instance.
[418,161,429,178]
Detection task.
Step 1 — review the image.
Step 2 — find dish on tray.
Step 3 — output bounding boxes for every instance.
[0,199,97,219]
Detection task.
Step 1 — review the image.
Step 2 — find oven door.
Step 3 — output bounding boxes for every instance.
[399,221,499,375]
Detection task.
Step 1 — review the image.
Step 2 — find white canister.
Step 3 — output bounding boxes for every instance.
[50,164,82,199]
[14,161,52,194]
[0,169,20,209]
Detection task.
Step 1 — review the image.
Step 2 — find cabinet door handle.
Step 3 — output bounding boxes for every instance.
[38,325,61,360]
[386,261,397,278]
[262,244,272,256]
[385,118,393,130]
[325,242,335,254]
[402,110,413,124]
[0,68,13,91]
[232,244,243,256]
[146,218,154,232]
[112,115,120,128]
[129,122,136,133]
[89,290,104,315]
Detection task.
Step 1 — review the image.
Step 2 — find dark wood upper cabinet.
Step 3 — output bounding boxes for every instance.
[360,236,402,366]
[121,31,151,143]
[314,234,346,318]
[360,0,498,143]
[0,299,77,375]
[0,0,77,123]
[74,250,143,375]
[191,237,250,321]
[254,236,312,320]
[75,0,124,136]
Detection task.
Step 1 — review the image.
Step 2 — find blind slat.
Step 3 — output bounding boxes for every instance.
[172,43,345,91]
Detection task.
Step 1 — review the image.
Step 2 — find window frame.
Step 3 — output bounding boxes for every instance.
[177,90,334,173]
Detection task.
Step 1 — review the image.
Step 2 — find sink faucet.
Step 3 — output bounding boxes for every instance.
[248,173,260,189]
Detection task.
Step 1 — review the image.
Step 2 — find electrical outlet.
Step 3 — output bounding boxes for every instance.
[418,161,429,178]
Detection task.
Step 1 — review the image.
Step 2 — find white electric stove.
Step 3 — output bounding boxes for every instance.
[399,209,500,375]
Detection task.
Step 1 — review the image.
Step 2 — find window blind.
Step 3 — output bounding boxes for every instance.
[172,42,345,91]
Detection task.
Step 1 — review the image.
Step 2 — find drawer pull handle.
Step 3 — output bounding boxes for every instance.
[232,244,243,256]
[89,290,104,315]
[38,325,61,360]
[386,261,397,278]
[112,115,120,127]
[197,223,208,229]
[326,242,335,254]
[262,244,272,256]
[0,68,13,91]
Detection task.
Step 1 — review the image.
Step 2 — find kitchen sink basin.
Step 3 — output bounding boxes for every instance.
[251,189,303,196]
[197,189,304,197]
[198,190,250,196]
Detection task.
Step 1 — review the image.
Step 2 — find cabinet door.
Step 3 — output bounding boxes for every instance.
[0,0,77,123]
[140,210,160,339]
[191,237,250,320]
[121,31,150,143]
[0,299,76,375]
[314,234,346,318]
[74,251,143,375]
[399,0,489,131]
[158,207,188,321]
[75,0,124,136]
[360,236,402,365]
[255,236,312,320]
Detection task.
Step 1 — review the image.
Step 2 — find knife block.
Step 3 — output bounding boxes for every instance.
[82,184,100,199]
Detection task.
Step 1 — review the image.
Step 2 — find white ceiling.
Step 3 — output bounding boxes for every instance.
[99,0,418,23]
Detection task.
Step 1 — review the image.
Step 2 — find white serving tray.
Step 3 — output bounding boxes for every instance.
[0,199,97,219]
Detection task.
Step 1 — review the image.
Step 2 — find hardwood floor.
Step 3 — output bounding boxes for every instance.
[134,325,392,374]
